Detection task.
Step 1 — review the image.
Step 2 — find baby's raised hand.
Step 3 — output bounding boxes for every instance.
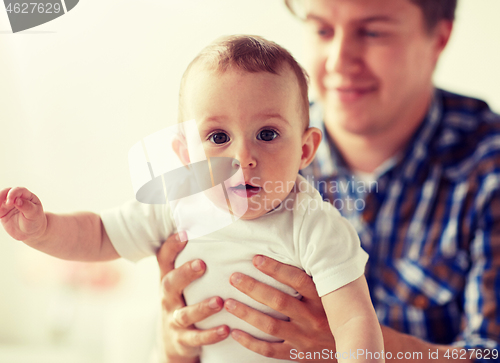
[0,187,47,242]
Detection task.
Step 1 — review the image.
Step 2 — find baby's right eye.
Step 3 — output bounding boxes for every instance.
[209,132,230,145]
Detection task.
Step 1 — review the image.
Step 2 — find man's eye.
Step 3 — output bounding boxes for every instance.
[257,129,278,142]
[209,132,229,144]
[360,29,382,38]
[317,26,333,38]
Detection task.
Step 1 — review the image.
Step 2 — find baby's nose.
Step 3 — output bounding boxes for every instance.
[233,145,257,168]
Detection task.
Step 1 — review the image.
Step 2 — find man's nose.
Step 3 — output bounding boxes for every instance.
[232,141,257,169]
[325,30,363,75]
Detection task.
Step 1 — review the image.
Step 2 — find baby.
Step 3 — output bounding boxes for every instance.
[0,35,384,362]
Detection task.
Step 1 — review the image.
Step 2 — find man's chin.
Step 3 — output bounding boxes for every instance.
[325,111,380,136]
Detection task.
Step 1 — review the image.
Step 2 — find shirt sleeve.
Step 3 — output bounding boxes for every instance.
[100,200,175,262]
[294,192,369,297]
[455,176,500,358]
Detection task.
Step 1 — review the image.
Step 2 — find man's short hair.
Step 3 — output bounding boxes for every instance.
[178,35,310,128]
[409,0,457,30]
[285,0,457,32]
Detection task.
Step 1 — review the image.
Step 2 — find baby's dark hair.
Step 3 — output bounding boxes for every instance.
[178,35,310,129]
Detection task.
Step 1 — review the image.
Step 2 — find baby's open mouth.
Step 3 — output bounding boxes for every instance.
[229,183,261,197]
[234,183,259,190]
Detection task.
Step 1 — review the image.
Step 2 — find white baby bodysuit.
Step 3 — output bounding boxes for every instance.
[101,175,368,363]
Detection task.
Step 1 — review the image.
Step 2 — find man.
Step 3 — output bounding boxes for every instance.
[157,0,500,362]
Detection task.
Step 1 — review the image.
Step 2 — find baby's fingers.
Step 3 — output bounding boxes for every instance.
[0,188,13,218]
[6,187,43,220]
[6,187,39,206]
[0,188,11,202]
[15,198,42,220]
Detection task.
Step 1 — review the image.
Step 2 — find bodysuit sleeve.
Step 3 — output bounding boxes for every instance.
[100,200,175,262]
[294,191,368,297]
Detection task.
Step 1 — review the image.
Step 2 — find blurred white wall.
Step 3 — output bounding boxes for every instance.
[0,0,499,362]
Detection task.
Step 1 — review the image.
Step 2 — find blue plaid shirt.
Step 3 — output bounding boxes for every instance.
[301,89,500,358]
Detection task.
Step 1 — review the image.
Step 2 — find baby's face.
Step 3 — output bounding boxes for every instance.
[182,67,307,220]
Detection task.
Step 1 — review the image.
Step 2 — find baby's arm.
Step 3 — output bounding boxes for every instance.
[0,187,119,261]
[322,275,384,363]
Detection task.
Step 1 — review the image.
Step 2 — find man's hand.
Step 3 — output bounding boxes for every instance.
[157,233,229,363]
[225,255,473,363]
[224,255,336,362]
[0,187,47,243]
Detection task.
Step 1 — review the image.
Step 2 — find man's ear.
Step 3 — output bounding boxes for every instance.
[299,127,322,170]
[432,19,453,62]
[172,134,191,167]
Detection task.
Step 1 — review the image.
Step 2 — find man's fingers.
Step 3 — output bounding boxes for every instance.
[229,272,304,320]
[231,329,291,359]
[253,255,318,299]
[178,325,230,347]
[156,231,188,279]
[224,299,294,341]
[161,259,206,311]
[172,297,224,328]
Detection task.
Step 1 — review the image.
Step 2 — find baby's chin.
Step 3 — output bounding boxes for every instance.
[237,198,286,220]
[238,210,267,221]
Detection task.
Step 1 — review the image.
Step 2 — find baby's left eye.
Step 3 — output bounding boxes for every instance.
[257,129,279,142]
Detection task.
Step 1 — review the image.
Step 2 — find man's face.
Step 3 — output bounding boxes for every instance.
[302,0,448,136]
[182,67,306,220]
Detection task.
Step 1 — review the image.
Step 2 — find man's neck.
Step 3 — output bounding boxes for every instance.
[326,91,433,174]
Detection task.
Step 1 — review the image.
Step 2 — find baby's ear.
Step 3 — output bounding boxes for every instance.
[299,127,322,170]
[172,134,191,166]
